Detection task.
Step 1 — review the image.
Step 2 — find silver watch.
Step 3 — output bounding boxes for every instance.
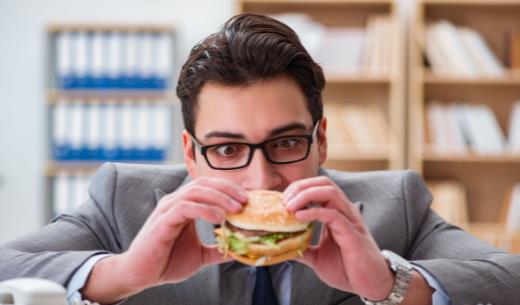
[361,250,413,305]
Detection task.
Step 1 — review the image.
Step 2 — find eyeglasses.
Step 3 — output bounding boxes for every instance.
[191,120,320,170]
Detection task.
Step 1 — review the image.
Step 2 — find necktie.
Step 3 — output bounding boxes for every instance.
[252,266,280,305]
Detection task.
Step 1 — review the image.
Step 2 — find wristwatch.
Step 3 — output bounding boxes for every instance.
[361,250,413,305]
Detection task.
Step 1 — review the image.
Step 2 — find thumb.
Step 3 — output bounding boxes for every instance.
[201,245,233,266]
[295,245,317,267]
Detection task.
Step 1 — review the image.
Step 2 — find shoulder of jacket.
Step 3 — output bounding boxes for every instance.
[94,162,189,193]
[322,168,416,186]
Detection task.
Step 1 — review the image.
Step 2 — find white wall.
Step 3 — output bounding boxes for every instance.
[0,0,235,243]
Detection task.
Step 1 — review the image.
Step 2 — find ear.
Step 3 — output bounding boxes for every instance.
[317,117,328,165]
[182,130,199,178]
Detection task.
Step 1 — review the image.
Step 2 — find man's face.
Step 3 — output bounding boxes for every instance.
[182,75,328,192]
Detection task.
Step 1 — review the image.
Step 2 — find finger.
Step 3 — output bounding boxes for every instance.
[196,176,248,203]
[294,246,316,267]
[153,201,225,246]
[295,207,355,236]
[161,184,243,214]
[283,176,331,202]
[201,244,234,266]
[294,227,332,266]
[160,201,225,231]
[287,184,363,225]
[286,186,352,220]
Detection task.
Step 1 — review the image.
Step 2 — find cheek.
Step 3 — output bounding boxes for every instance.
[196,160,318,189]
[275,158,320,185]
[203,169,242,182]
[196,161,246,184]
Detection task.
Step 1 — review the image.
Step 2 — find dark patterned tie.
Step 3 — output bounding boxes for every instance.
[252,266,280,305]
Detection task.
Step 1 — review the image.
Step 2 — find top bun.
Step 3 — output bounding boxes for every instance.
[227,190,309,232]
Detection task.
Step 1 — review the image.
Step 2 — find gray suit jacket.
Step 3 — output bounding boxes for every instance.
[1,162,519,305]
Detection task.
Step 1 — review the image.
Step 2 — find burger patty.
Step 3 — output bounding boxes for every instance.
[224,221,305,239]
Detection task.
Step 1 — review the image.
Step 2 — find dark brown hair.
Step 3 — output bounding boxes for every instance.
[176,13,325,136]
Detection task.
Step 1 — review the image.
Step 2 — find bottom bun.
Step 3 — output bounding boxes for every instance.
[228,229,312,266]
[247,228,312,257]
[228,247,307,266]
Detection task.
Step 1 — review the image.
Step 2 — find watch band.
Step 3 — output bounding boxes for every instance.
[361,250,413,305]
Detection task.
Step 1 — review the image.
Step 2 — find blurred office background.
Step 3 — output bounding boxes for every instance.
[1,0,520,253]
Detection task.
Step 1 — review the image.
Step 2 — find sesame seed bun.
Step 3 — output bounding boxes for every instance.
[226,190,309,232]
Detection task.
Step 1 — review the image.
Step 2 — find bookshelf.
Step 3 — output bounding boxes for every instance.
[409,0,520,252]
[44,24,182,220]
[238,0,406,172]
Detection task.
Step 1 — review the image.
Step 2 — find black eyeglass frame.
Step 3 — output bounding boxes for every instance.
[190,120,321,170]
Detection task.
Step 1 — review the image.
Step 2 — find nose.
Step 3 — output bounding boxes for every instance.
[241,148,282,191]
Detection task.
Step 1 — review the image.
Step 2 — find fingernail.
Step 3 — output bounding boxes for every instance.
[230,199,242,211]
[239,191,248,202]
[286,199,296,209]
[294,210,305,220]
[213,210,224,222]
[283,193,292,204]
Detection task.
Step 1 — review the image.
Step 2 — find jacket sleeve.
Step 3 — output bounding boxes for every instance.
[403,170,520,305]
[0,163,121,286]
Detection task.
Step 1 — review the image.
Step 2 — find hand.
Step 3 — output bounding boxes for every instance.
[82,177,248,303]
[284,176,394,301]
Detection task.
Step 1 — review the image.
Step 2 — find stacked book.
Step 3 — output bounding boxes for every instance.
[52,100,174,161]
[501,183,520,232]
[424,20,505,78]
[427,180,468,226]
[426,101,509,155]
[324,103,390,157]
[53,172,92,216]
[53,30,173,89]
[272,13,396,76]
[509,102,520,154]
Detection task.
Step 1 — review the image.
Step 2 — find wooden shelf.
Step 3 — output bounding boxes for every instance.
[409,0,520,236]
[325,73,391,84]
[424,70,520,86]
[45,162,102,176]
[422,0,520,6]
[47,89,176,102]
[327,151,390,161]
[240,0,394,5]
[423,153,520,163]
[45,160,170,176]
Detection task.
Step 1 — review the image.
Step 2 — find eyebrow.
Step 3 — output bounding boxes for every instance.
[203,122,308,140]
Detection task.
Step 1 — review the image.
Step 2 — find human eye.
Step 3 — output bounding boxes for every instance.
[208,144,245,158]
[271,137,302,150]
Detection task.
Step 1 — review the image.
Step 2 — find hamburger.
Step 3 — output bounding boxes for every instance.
[214,190,313,266]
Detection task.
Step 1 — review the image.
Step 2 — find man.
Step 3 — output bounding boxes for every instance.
[1,13,519,305]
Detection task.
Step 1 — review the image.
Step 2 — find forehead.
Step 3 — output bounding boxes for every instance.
[194,75,313,140]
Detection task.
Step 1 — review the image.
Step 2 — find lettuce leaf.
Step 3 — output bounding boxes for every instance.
[228,235,248,255]
[259,233,290,246]
[219,226,311,255]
